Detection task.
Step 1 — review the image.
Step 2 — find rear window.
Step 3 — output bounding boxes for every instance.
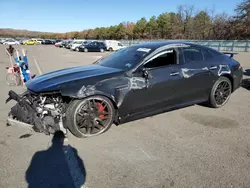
[182,47,203,63]
[202,49,214,60]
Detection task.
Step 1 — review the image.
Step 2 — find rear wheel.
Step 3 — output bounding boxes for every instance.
[76,47,79,52]
[109,47,113,51]
[208,76,232,108]
[65,95,115,138]
[84,48,88,52]
[100,48,104,52]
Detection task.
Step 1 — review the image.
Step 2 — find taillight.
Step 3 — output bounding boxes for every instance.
[235,63,242,70]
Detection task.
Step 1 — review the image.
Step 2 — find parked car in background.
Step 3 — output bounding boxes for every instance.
[49,39,56,44]
[70,40,86,51]
[34,39,43,44]
[0,38,6,44]
[41,39,54,45]
[78,41,107,52]
[21,39,40,45]
[56,39,62,43]
[2,39,20,45]
[55,41,62,47]
[74,41,92,51]
[60,40,73,48]
[65,41,74,49]
[104,40,126,51]
[3,38,20,45]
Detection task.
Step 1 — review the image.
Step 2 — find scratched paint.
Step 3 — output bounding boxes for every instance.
[181,67,209,78]
[218,65,231,76]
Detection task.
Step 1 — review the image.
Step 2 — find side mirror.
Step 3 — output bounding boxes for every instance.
[142,67,152,79]
[142,68,149,78]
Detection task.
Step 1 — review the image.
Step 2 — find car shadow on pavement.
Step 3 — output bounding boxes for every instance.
[241,78,250,91]
[25,131,86,188]
[243,69,250,76]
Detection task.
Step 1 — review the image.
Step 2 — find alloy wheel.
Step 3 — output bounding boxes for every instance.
[213,80,231,106]
[74,97,113,136]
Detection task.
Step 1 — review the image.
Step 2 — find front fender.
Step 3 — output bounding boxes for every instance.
[59,77,132,109]
[60,83,117,104]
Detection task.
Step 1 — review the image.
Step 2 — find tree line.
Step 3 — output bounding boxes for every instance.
[1,0,249,40]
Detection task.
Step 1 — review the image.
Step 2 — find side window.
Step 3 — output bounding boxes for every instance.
[182,47,203,63]
[144,49,177,69]
[118,43,123,46]
[202,49,214,60]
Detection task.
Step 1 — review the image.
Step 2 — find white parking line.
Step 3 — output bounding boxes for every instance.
[33,56,43,75]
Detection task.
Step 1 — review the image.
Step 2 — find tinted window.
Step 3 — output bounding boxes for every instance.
[144,49,177,69]
[182,47,203,63]
[95,46,152,70]
[202,49,214,60]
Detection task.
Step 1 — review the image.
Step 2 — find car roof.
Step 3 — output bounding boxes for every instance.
[129,40,211,51]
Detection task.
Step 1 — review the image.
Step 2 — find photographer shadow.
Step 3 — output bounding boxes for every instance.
[25,131,86,188]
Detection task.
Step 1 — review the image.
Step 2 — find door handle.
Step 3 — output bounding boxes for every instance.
[209,66,218,70]
[170,72,179,76]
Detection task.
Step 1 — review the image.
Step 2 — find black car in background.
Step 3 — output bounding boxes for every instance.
[41,39,55,45]
[59,40,72,48]
[65,41,74,49]
[78,41,107,52]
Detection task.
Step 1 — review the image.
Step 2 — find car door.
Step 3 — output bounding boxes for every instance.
[89,42,98,52]
[95,42,101,51]
[175,46,218,103]
[99,42,106,51]
[119,48,185,116]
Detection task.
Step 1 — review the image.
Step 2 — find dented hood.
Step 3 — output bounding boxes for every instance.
[26,64,122,93]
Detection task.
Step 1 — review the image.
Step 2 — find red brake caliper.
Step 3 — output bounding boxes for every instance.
[97,102,105,119]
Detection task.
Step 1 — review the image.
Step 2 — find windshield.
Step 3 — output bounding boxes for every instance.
[95,46,152,70]
[82,41,90,45]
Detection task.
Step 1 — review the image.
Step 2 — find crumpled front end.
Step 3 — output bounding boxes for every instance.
[6,90,67,135]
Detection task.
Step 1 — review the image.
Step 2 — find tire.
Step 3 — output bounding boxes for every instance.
[84,48,88,52]
[208,76,232,108]
[100,48,104,52]
[6,73,21,86]
[76,47,79,52]
[65,95,116,138]
[109,47,113,51]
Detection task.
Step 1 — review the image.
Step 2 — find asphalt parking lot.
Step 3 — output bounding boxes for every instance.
[0,45,250,188]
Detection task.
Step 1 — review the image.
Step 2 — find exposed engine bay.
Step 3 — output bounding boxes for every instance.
[6,90,69,135]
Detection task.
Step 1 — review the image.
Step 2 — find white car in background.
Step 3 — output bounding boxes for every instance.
[31,38,43,44]
[70,40,86,51]
[3,39,19,45]
[103,40,126,51]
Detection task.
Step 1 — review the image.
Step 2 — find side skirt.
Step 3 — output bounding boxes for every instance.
[116,98,207,125]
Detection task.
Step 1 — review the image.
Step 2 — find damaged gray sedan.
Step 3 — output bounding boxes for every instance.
[6,41,243,138]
